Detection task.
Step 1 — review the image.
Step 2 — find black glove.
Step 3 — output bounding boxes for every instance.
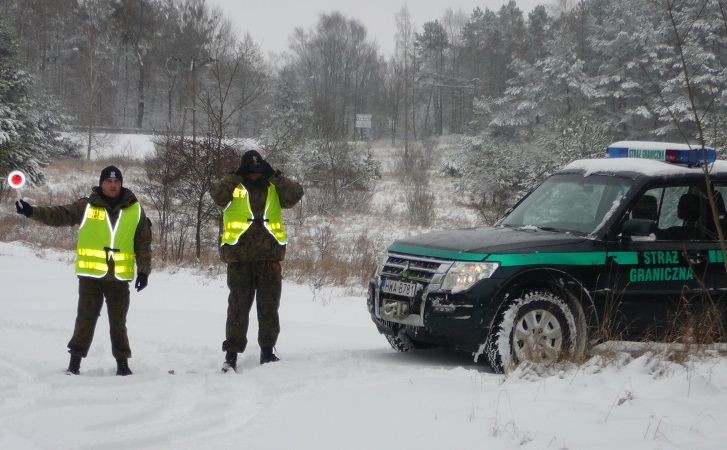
[261,159,274,178]
[15,199,32,217]
[135,273,148,292]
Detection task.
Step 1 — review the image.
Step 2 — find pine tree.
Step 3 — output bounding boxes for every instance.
[0,20,73,193]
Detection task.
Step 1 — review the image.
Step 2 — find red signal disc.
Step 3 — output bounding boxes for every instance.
[7,170,26,189]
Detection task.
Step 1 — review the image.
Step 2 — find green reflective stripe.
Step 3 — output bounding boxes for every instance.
[486,252,608,266]
[709,249,726,263]
[387,243,487,261]
[609,251,639,265]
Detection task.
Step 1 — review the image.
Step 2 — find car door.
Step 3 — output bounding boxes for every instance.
[607,181,726,338]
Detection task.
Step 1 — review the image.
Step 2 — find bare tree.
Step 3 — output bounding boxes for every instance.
[141,135,185,262]
[70,0,114,159]
[288,12,381,140]
[395,6,415,155]
[384,57,404,145]
[199,28,267,147]
[111,0,161,129]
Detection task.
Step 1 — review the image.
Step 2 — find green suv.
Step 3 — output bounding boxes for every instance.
[367,141,727,372]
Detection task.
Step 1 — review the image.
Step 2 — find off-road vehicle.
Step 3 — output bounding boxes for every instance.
[367,141,727,372]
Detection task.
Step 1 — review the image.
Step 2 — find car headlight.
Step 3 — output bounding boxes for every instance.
[441,262,499,293]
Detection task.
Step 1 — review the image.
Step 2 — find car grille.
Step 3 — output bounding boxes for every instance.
[381,254,450,284]
[377,253,452,324]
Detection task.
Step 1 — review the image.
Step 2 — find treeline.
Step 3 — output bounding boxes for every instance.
[0,0,573,143]
[454,0,727,219]
[3,0,727,215]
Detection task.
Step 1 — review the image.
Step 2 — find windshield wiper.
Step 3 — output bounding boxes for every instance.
[516,225,587,236]
[535,226,561,232]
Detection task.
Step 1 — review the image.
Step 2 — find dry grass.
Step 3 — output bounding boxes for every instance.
[590,288,727,365]
[284,229,380,288]
[2,199,380,292]
[0,215,77,251]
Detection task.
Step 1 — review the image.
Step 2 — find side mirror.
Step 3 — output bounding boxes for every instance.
[620,218,657,242]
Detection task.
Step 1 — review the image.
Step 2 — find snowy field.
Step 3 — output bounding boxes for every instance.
[2,241,727,449]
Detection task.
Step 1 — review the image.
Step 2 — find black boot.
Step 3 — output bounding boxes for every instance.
[66,354,81,375]
[116,359,133,376]
[222,351,237,373]
[260,347,280,365]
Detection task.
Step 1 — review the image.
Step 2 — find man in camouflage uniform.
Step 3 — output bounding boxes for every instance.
[15,165,152,376]
[210,148,303,372]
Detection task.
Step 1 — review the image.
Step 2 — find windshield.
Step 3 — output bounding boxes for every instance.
[500,174,633,235]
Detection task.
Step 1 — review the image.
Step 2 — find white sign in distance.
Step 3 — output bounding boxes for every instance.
[355,114,372,129]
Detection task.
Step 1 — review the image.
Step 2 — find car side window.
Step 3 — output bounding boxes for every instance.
[628,185,718,241]
[655,186,687,230]
[709,185,727,238]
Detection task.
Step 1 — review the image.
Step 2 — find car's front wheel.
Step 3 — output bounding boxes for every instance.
[487,290,584,373]
[385,331,416,352]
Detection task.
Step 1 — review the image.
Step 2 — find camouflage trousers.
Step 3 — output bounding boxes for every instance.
[222,261,282,353]
[67,277,131,359]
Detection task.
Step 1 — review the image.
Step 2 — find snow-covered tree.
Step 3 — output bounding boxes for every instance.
[297,139,380,214]
[0,20,74,197]
[259,66,312,173]
[539,113,611,168]
[585,0,657,136]
[490,28,597,135]
[454,135,547,222]
[641,0,727,141]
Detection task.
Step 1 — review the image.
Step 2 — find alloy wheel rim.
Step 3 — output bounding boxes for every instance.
[513,308,564,364]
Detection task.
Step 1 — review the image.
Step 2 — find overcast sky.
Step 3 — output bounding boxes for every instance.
[206,0,552,56]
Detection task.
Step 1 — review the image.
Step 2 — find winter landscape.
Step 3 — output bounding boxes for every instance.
[3,136,727,450]
[4,0,727,449]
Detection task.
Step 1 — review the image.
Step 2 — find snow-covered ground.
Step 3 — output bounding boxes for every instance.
[3,240,727,450]
[62,133,158,161]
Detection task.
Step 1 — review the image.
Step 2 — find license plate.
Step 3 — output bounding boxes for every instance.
[381,278,418,297]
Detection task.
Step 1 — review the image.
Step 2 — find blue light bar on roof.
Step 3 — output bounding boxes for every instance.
[606,141,716,166]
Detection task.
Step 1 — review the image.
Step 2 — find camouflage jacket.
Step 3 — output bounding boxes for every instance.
[210,172,304,262]
[30,187,153,277]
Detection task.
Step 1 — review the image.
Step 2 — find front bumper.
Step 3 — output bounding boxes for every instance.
[367,253,502,344]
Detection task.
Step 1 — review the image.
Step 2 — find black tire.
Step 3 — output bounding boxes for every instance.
[486,291,584,374]
[385,330,417,352]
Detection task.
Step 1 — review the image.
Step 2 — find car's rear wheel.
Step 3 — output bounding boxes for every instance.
[487,290,583,373]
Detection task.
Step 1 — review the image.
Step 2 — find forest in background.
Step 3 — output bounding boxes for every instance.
[2,0,725,143]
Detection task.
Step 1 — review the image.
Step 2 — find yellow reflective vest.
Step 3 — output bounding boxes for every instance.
[221,183,287,245]
[76,202,141,281]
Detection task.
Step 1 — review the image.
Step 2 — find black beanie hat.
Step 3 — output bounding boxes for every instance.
[239,150,265,173]
[99,165,123,184]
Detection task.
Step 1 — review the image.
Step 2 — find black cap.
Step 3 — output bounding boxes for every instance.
[239,150,265,173]
[99,165,123,184]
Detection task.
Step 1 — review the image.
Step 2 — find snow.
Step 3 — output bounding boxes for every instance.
[62,133,157,161]
[3,240,727,449]
[563,157,727,177]
[63,133,261,162]
[609,140,714,151]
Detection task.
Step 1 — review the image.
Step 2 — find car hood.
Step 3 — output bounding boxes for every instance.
[388,226,588,261]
